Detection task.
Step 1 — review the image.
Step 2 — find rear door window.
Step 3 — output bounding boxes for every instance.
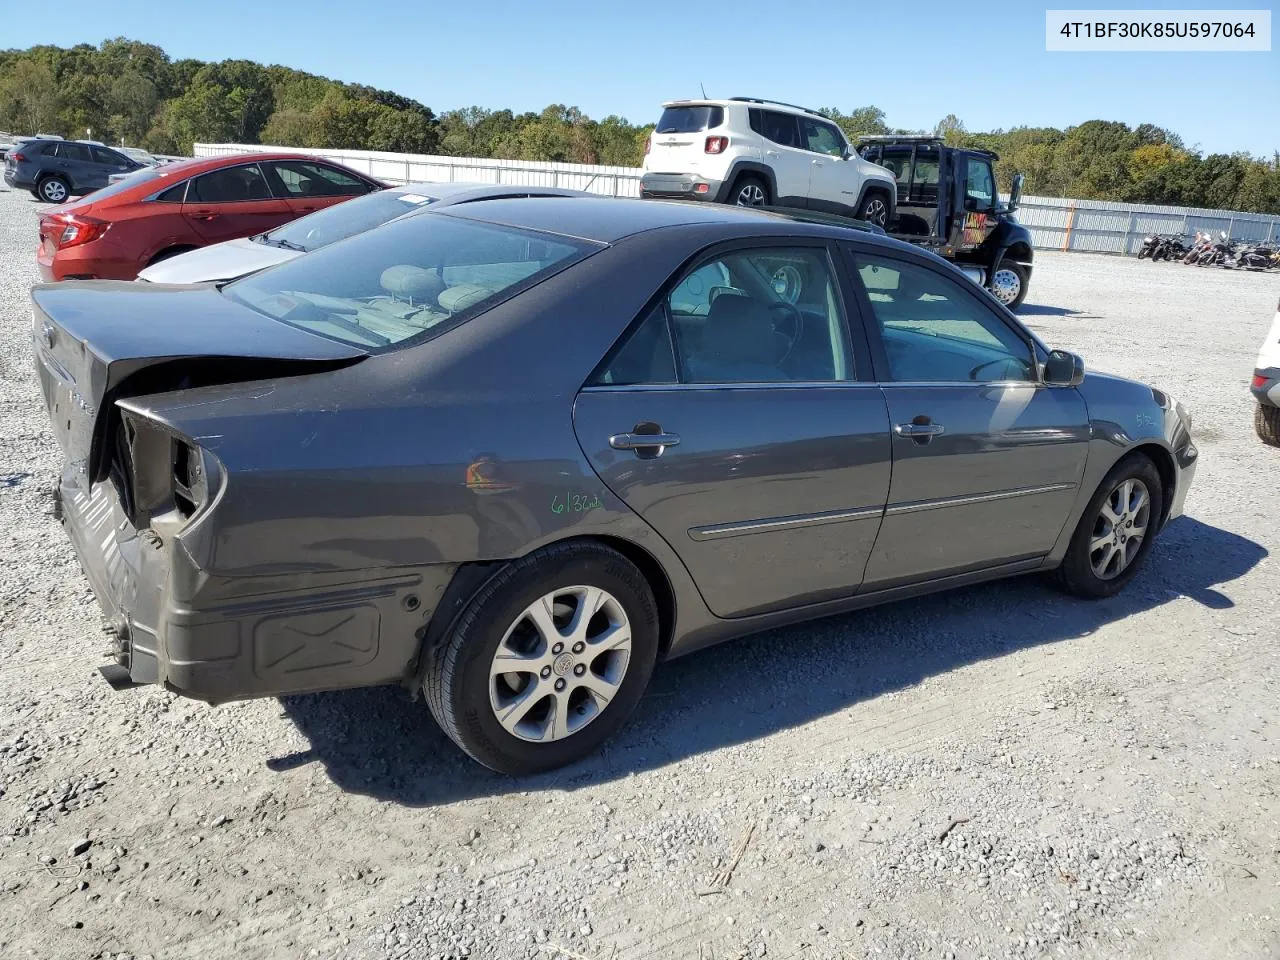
[90,146,129,166]
[56,142,92,162]
[187,164,272,203]
[760,111,801,149]
[654,106,724,134]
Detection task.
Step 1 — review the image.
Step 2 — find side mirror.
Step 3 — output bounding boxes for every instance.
[1043,349,1085,387]
[1008,173,1025,212]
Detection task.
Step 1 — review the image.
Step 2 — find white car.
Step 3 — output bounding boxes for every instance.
[1253,295,1280,445]
[640,97,898,227]
[137,181,595,284]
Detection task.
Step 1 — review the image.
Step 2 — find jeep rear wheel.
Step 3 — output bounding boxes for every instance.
[731,175,769,208]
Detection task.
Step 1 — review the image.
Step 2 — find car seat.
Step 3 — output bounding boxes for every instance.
[687,295,788,382]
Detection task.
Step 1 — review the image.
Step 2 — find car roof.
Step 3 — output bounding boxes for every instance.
[388,181,592,203]
[660,97,821,118]
[435,195,909,246]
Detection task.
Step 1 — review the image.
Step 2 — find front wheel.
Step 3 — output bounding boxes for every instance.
[1054,454,1164,599]
[857,191,891,228]
[423,542,660,775]
[988,258,1029,310]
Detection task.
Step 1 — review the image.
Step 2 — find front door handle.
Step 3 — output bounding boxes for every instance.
[894,421,945,444]
[609,431,680,451]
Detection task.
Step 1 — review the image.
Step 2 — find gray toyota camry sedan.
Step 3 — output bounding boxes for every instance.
[33,197,1197,774]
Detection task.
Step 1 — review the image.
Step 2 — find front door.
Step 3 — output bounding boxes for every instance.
[848,247,1091,587]
[954,152,1000,254]
[181,162,294,244]
[574,242,891,618]
[800,116,857,215]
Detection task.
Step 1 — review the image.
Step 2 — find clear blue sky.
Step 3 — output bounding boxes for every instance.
[6,0,1278,156]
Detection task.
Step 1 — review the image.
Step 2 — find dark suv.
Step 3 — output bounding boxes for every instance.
[4,140,144,203]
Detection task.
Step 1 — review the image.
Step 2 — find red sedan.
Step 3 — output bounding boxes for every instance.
[36,152,384,282]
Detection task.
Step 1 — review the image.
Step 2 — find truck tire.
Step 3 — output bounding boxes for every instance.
[1256,403,1280,447]
[989,259,1029,310]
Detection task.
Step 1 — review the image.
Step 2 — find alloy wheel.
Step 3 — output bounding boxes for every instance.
[862,198,888,226]
[735,184,766,206]
[488,585,632,743]
[990,268,1021,305]
[41,179,67,203]
[1089,478,1150,580]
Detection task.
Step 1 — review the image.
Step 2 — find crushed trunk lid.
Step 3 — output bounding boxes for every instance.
[31,281,365,480]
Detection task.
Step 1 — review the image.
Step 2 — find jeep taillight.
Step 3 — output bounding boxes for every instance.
[643,135,651,155]
[705,136,728,154]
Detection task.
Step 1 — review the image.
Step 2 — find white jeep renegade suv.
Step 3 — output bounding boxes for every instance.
[640,97,898,226]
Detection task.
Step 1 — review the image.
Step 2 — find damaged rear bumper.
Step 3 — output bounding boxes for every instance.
[56,469,454,704]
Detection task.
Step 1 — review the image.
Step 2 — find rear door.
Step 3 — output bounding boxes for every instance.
[755,110,812,207]
[846,246,1090,588]
[573,241,892,619]
[52,142,94,192]
[181,162,292,243]
[262,160,375,217]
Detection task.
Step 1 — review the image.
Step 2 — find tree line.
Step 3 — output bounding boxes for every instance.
[1,39,1277,214]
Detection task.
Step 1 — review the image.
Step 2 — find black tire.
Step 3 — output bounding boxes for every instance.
[423,542,660,775]
[1054,453,1164,599]
[989,258,1029,310]
[730,174,769,208]
[857,190,891,228]
[36,175,70,204]
[1256,403,1280,447]
[146,246,195,267]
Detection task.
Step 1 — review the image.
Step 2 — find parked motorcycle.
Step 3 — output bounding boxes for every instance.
[1234,243,1277,271]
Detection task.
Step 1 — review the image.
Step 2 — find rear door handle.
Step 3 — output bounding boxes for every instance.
[191,213,220,221]
[609,431,680,451]
[765,150,779,157]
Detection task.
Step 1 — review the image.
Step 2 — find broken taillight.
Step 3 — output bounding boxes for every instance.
[705,136,728,154]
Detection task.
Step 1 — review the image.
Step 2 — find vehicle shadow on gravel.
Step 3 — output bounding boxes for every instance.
[1018,304,1099,319]
[273,515,1263,803]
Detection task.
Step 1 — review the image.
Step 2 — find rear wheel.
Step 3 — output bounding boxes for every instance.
[1054,454,1164,599]
[731,175,769,208]
[857,191,891,228]
[1255,403,1280,447]
[989,258,1029,310]
[37,175,69,204]
[423,542,660,775]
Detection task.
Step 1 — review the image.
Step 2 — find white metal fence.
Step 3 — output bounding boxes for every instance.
[195,142,1280,254]
[193,143,643,197]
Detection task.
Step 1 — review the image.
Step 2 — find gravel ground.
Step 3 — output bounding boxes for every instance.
[0,184,1277,960]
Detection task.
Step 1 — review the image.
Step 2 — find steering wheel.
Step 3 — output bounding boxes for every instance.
[767,301,805,362]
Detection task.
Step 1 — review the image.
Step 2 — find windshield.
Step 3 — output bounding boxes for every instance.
[655,106,724,134]
[225,212,598,350]
[261,188,437,252]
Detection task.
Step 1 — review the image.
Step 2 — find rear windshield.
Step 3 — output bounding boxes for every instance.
[79,166,166,201]
[261,188,436,253]
[655,106,724,134]
[225,212,599,350]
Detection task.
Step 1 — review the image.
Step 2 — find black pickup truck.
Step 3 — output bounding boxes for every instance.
[857,135,1033,310]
